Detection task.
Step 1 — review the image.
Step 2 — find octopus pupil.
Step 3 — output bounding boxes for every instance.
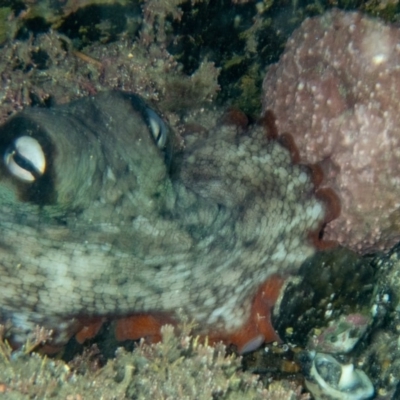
[12,149,41,179]
[155,130,162,144]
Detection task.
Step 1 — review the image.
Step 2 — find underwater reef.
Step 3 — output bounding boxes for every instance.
[1,0,400,399]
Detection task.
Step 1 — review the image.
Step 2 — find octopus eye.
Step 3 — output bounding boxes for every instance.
[146,108,168,149]
[4,136,46,182]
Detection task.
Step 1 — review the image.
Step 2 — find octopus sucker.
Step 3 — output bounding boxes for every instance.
[0,90,337,352]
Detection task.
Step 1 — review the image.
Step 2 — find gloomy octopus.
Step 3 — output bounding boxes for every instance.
[0,91,332,352]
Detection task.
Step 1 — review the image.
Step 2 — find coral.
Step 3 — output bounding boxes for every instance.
[0,324,308,399]
[116,325,284,399]
[262,9,400,254]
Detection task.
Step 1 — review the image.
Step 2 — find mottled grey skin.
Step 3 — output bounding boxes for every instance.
[0,91,325,344]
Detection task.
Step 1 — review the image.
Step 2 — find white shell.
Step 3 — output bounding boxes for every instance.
[4,136,46,182]
[305,352,374,400]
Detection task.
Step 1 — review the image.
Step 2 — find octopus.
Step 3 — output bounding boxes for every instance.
[0,91,335,353]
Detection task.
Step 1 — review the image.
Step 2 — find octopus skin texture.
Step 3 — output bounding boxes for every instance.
[263,9,400,255]
[0,91,329,353]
